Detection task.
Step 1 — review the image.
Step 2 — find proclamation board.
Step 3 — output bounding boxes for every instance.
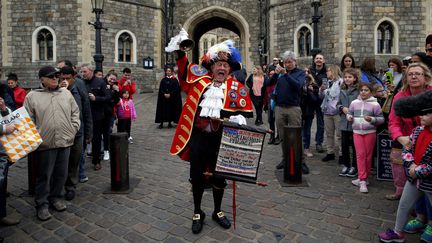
[214,121,267,184]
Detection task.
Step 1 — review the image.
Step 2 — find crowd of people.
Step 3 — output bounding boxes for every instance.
[1,30,432,242]
[0,61,138,224]
[245,35,432,242]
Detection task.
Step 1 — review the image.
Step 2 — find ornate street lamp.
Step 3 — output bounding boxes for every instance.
[311,0,322,58]
[89,0,105,71]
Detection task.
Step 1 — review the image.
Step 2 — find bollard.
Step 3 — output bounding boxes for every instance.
[282,126,302,183]
[27,152,37,195]
[109,132,129,191]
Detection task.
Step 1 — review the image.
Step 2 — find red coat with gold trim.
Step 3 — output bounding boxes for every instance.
[170,55,253,161]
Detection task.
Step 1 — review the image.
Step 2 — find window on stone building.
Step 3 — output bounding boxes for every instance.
[211,39,215,46]
[203,39,208,54]
[377,21,394,54]
[118,32,133,62]
[297,27,311,57]
[115,30,137,64]
[37,29,53,61]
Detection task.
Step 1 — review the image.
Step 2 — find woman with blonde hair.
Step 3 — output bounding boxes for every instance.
[320,64,343,162]
[246,65,268,125]
[386,62,432,200]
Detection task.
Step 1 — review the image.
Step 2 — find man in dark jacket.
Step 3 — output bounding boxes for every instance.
[268,51,309,174]
[309,53,327,153]
[59,66,93,200]
[80,64,111,171]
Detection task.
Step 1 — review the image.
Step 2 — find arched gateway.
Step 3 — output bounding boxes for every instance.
[182,6,252,69]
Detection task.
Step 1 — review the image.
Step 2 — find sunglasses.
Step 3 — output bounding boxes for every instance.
[425,48,432,52]
[44,74,59,79]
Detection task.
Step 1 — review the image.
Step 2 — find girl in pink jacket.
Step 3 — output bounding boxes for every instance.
[117,90,137,143]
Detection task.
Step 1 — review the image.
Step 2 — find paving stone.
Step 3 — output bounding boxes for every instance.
[123,231,147,243]
[31,229,51,242]
[88,229,108,241]
[54,226,75,238]
[42,219,62,230]
[75,222,96,234]
[19,222,41,234]
[131,223,151,234]
[165,236,187,243]
[42,237,63,243]
[0,227,15,238]
[168,225,189,237]
[145,228,169,241]
[95,218,115,228]
[65,233,89,243]
[109,225,130,236]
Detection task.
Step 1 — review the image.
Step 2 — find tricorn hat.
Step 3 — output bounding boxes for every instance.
[200,40,242,72]
[394,90,432,117]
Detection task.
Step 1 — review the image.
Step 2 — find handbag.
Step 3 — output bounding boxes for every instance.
[0,107,43,163]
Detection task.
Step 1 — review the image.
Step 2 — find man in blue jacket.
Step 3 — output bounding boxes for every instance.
[267,51,309,174]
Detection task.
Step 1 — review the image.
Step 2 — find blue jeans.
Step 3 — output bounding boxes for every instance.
[79,143,86,180]
[302,116,314,149]
[415,195,432,219]
[315,107,324,145]
[0,145,9,218]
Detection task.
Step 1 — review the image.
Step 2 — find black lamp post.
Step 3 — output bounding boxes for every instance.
[89,0,105,71]
[311,0,322,58]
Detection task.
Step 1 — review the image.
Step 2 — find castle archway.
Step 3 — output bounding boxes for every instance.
[183,6,251,69]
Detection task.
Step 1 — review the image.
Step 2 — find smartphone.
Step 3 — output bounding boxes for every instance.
[279,60,284,67]
[322,78,328,87]
[385,71,393,85]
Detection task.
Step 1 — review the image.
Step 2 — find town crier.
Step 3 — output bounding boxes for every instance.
[167,34,253,234]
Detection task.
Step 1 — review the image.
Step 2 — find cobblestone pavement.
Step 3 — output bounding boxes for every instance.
[0,93,418,242]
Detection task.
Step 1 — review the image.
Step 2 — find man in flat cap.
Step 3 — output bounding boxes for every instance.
[24,66,80,221]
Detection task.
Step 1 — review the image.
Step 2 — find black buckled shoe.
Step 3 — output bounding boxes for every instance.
[192,211,205,234]
[212,211,231,229]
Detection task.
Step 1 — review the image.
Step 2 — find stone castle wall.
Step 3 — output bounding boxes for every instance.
[0,0,164,91]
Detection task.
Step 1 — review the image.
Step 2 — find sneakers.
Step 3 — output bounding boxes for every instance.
[94,163,102,171]
[302,163,310,174]
[385,193,401,200]
[103,151,110,161]
[351,179,370,187]
[378,229,405,243]
[404,218,426,233]
[37,207,52,221]
[421,225,432,242]
[346,167,357,177]
[50,200,67,212]
[128,137,133,144]
[276,160,285,170]
[316,144,324,153]
[79,176,89,183]
[322,153,335,162]
[273,137,281,145]
[65,190,75,201]
[339,166,349,176]
[304,149,313,157]
[359,181,368,193]
[0,216,20,226]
